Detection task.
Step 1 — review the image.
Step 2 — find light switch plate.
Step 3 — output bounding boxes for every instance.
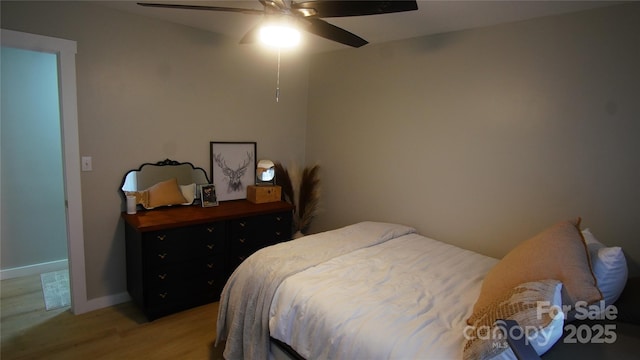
[81,156,92,172]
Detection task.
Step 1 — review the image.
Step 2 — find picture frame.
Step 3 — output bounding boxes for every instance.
[209,141,257,202]
[200,184,218,207]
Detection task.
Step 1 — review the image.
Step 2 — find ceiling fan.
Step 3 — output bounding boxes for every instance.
[138,0,419,48]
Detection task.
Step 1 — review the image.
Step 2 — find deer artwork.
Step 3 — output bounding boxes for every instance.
[213,151,254,193]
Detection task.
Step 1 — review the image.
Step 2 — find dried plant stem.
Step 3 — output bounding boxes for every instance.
[274,162,320,236]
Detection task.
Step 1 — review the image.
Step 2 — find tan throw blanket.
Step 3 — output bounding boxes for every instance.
[215,221,416,360]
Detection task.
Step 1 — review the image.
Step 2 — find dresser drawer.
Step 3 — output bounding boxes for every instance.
[148,256,225,287]
[228,211,292,269]
[144,222,226,266]
[229,217,260,260]
[262,211,293,246]
[146,257,225,307]
[146,273,224,307]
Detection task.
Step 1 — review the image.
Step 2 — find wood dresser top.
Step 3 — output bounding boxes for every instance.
[122,200,294,232]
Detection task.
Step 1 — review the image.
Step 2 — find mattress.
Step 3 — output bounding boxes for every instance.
[268,232,498,359]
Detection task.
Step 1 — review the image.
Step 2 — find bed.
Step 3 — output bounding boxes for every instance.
[215,221,635,360]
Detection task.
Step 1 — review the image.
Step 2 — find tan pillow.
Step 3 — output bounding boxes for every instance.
[146,178,187,208]
[469,218,601,324]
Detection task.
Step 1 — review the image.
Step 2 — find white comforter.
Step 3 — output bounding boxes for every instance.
[268,232,498,359]
[216,222,417,360]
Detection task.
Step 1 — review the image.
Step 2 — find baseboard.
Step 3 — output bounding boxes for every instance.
[0,259,69,280]
[73,291,131,315]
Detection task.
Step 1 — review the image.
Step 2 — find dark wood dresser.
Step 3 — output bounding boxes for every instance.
[122,200,294,320]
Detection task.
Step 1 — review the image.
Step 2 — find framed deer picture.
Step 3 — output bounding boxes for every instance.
[209,142,257,201]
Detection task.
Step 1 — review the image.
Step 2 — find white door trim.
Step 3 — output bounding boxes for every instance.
[1,29,89,314]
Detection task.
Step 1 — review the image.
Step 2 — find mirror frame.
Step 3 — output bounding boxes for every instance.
[119,158,210,202]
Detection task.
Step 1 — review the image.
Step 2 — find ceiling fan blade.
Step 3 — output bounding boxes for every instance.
[292,1,418,18]
[260,0,288,11]
[303,18,368,48]
[137,2,264,15]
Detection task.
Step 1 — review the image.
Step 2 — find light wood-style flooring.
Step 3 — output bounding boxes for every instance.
[1,274,225,359]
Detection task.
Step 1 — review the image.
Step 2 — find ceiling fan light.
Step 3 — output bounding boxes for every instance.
[259,24,301,48]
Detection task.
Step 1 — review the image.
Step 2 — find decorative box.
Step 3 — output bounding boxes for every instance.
[247,185,282,204]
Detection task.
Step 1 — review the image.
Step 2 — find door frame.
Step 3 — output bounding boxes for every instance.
[1,29,88,314]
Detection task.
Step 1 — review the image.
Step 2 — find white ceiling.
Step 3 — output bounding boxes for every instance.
[101,1,620,52]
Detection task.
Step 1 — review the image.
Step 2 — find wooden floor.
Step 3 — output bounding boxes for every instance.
[1,274,225,359]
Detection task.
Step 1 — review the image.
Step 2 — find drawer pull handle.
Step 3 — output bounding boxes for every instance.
[207,280,215,286]
[238,238,246,244]
[239,222,246,227]
[207,244,215,250]
[275,231,281,236]
[159,292,168,299]
[276,216,282,221]
[207,263,214,268]
[158,253,167,260]
[158,274,167,280]
[157,235,166,241]
[207,227,215,233]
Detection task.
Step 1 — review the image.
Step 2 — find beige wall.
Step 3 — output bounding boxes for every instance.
[3,1,638,305]
[306,4,640,275]
[1,1,309,299]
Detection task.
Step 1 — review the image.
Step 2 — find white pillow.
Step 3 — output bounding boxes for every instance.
[180,183,197,205]
[582,228,628,305]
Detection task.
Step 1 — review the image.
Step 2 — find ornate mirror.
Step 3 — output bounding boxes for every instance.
[120,159,210,209]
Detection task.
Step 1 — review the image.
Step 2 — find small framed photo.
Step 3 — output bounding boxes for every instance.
[210,141,256,201]
[200,184,218,207]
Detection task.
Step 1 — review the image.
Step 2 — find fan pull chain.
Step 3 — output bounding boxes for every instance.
[275,49,281,102]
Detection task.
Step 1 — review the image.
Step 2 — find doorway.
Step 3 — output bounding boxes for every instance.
[1,29,87,314]
[1,46,68,274]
